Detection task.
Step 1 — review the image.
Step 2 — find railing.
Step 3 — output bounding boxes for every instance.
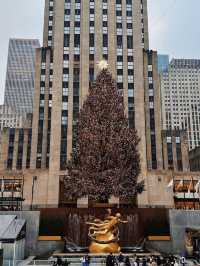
[28,258,106,266]
[3,260,23,266]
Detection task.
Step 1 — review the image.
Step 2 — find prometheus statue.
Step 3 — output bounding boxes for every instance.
[86,209,127,253]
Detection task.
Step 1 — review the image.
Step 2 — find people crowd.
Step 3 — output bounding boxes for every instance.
[53,253,191,266]
[105,253,183,266]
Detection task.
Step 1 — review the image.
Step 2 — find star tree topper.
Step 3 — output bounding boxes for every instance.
[97,59,109,70]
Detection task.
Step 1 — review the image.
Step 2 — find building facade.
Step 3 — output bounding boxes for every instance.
[4,39,40,115]
[161,59,200,150]
[161,130,189,172]
[189,146,200,171]
[0,105,24,130]
[0,0,198,209]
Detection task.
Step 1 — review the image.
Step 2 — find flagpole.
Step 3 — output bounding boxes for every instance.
[191,176,195,209]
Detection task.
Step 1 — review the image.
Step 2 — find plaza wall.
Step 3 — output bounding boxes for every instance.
[36,240,64,258]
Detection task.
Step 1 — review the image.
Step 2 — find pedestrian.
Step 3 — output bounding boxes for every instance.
[117,253,125,266]
[174,260,179,266]
[81,256,86,266]
[180,256,186,266]
[106,253,115,266]
[142,258,147,266]
[63,259,70,266]
[56,257,63,266]
[124,256,131,266]
[85,254,90,266]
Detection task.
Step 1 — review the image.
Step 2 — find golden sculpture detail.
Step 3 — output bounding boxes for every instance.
[86,209,127,253]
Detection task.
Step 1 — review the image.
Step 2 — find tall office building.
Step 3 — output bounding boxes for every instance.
[31,0,152,172]
[4,39,40,115]
[0,0,193,208]
[161,59,200,150]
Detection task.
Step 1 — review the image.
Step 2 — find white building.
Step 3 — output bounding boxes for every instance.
[161,59,200,150]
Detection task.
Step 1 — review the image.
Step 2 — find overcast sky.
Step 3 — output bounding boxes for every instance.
[0,0,199,104]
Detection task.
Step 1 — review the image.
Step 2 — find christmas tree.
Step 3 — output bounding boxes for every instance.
[64,64,143,201]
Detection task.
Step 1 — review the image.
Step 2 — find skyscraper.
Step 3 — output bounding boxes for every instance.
[161,59,200,150]
[4,39,40,115]
[157,54,169,73]
[30,0,151,174]
[1,0,191,208]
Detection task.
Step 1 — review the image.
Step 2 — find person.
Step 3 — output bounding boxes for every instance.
[174,260,179,266]
[63,259,70,266]
[135,256,140,266]
[106,253,115,266]
[118,253,125,266]
[56,257,63,266]
[142,257,147,266]
[85,254,90,266]
[124,256,131,266]
[180,256,186,266]
[156,257,161,266]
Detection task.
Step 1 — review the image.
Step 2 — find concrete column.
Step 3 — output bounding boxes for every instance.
[0,129,9,170]
[22,129,28,169]
[172,136,178,171]
[122,1,128,116]
[30,49,42,169]
[133,0,148,206]
[67,2,75,160]
[163,136,169,170]
[142,0,149,50]
[181,133,190,171]
[152,52,163,170]
[133,0,147,175]
[94,0,102,76]
[143,52,152,170]
[43,0,50,47]
[12,130,19,170]
[48,0,65,206]
[41,49,51,169]
[80,0,89,104]
[108,0,116,78]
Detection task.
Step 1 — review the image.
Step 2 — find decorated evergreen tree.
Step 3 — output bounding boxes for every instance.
[64,64,143,201]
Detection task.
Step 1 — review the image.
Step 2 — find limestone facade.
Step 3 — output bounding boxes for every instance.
[0,0,198,208]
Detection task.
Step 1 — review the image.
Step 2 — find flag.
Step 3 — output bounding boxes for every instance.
[177,179,183,190]
[187,179,193,198]
[167,179,173,188]
[194,180,200,200]
[1,177,4,193]
[188,179,193,193]
[195,180,200,193]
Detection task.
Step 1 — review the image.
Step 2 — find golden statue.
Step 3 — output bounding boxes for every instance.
[86,209,127,253]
